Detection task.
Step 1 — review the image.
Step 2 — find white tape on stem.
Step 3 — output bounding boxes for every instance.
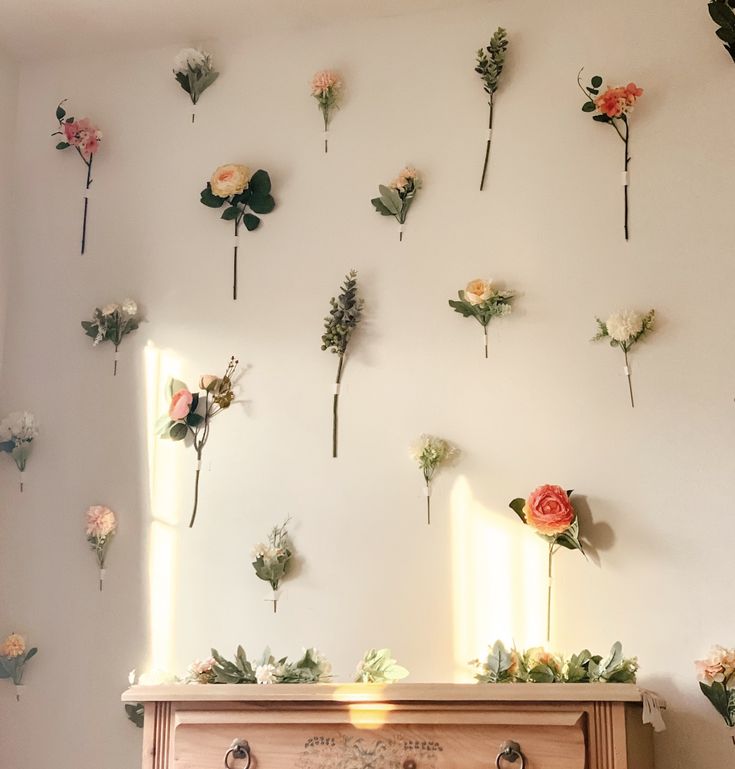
[423,485,431,497]
[621,171,630,186]
[83,185,93,199]
[487,128,493,141]
[196,459,202,471]
[233,236,240,247]
[333,383,341,395]
[624,365,630,376]
[100,568,106,580]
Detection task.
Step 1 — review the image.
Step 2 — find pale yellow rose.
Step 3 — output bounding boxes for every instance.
[210,164,250,198]
[0,633,26,658]
[464,279,493,305]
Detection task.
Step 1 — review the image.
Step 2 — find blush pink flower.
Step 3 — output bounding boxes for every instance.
[595,87,626,118]
[624,82,643,106]
[311,70,341,97]
[85,505,117,539]
[695,646,735,685]
[169,388,193,420]
[523,485,575,535]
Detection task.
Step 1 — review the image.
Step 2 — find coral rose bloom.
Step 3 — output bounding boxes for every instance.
[464,279,493,305]
[86,505,117,538]
[169,388,193,420]
[210,164,250,198]
[523,485,575,535]
[0,633,26,658]
[595,87,626,118]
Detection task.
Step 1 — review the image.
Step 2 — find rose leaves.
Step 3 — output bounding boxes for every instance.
[199,169,275,231]
[709,0,735,63]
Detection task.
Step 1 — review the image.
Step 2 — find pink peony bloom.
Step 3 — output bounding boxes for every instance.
[311,70,341,97]
[169,388,193,420]
[86,505,117,539]
[523,485,575,536]
[695,646,735,685]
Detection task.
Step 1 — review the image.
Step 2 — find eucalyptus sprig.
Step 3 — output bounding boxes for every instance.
[475,27,508,190]
[708,0,735,63]
[321,271,364,458]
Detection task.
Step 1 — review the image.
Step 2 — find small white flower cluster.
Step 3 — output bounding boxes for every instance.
[250,543,285,564]
[410,434,458,475]
[90,299,139,346]
[173,48,212,75]
[0,412,39,444]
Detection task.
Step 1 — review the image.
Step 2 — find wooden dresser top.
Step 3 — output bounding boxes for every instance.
[121,682,647,704]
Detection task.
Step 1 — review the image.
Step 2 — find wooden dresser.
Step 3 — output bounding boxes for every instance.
[121,683,656,769]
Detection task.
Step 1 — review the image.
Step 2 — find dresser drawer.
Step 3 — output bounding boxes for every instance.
[171,706,587,769]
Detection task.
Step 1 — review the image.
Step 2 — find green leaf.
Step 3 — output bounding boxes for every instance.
[200,183,225,208]
[371,197,393,216]
[592,114,611,123]
[55,104,66,120]
[590,75,603,88]
[175,71,192,95]
[709,1,735,28]
[700,681,734,726]
[378,185,401,215]
[249,194,275,215]
[24,648,38,663]
[55,141,70,150]
[221,206,239,221]
[243,213,260,231]
[169,422,188,441]
[248,170,272,196]
[186,413,204,428]
[582,101,596,112]
[509,498,527,523]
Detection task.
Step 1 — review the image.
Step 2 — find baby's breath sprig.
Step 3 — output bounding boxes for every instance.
[321,271,364,458]
[410,434,459,524]
[475,26,508,191]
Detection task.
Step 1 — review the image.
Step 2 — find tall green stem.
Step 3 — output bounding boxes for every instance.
[332,354,344,458]
[479,95,495,191]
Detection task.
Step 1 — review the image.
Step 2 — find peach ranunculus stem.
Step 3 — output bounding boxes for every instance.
[233,219,239,301]
[547,543,555,643]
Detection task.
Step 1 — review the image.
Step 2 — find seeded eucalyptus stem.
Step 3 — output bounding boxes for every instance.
[479,96,494,191]
[332,354,344,458]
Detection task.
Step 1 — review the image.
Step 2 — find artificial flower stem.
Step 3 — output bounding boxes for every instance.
[323,111,329,154]
[81,156,92,255]
[233,219,240,301]
[483,325,488,359]
[113,344,119,376]
[189,449,203,528]
[547,543,554,643]
[623,126,630,241]
[624,348,634,408]
[332,354,344,458]
[479,96,494,192]
[425,482,431,525]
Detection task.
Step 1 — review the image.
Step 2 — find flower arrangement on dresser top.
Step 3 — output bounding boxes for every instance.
[509,485,585,642]
[172,47,219,122]
[52,100,102,255]
[0,411,38,492]
[85,505,117,591]
[371,166,421,241]
[410,434,459,525]
[449,278,515,358]
[311,70,342,153]
[208,647,332,685]
[0,633,38,701]
[354,649,409,683]
[475,26,509,191]
[81,299,140,375]
[577,72,644,240]
[157,357,238,528]
[321,271,364,458]
[593,308,655,408]
[251,520,293,613]
[696,645,735,727]
[200,164,276,300]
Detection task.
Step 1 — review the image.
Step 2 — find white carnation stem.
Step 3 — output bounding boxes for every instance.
[624,349,634,408]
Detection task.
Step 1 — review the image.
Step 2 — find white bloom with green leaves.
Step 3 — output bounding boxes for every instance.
[354,649,409,683]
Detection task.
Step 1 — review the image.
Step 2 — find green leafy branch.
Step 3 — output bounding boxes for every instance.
[709,0,735,63]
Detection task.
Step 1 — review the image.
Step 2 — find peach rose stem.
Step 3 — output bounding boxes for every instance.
[81,155,92,255]
[479,95,494,192]
[610,117,630,241]
[332,354,344,458]
[233,219,240,301]
[624,348,634,408]
[483,324,489,359]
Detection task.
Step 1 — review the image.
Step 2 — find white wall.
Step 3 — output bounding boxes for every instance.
[1,0,734,766]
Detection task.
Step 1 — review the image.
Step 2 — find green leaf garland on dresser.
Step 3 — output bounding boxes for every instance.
[321,271,364,458]
[449,278,515,358]
[200,165,275,300]
[475,26,508,191]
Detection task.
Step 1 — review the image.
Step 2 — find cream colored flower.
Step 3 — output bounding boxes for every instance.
[199,374,219,390]
[0,633,26,658]
[101,303,120,316]
[211,164,251,198]
[121,299,138,317]
[251,542,269,560]
[464,279,493,305]
[606,310,644,343]
[255,663,276,684]
[173,48,209,75]
[138,669,178,685]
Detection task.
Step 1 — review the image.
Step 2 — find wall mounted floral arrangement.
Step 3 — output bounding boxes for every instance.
[593,309,655,408]
[311,70,342,153]
[52,101,102,255]
[696,645,735,727]
[708,1,735,63]
[472,640,637,684]
[577,72,643,240]
[81,299,140,375]
[321,271,363,458]
[354,649,409,683]
[0,411,38,492]
[371,167,421,241]
[200,165,275,300]
[449,278,515,358]
[158,356,238,528]
[172,47,219,123]
[0,633,37,701]
[251,520,293,613]
[509,485,585,642]
[411,434,458,525]
[85,505,117,591]
[475,27,508,190]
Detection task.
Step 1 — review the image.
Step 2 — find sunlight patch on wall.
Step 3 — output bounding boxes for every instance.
[143,341,182,674]
[450,475,547,681]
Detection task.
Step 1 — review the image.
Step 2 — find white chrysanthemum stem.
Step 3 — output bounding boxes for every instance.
[113,345,119,376]
[624,349,634,408]
[192,106,196,124]
[99,567,106,592]
[15,685,24,702]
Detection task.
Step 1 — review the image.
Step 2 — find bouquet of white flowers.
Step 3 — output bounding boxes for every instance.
[0,412,39,491]
[81,299,140,375]
[173,48,219,122]
[251,520,293,613]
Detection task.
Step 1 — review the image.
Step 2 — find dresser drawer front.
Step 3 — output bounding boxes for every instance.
[171,710,586,769]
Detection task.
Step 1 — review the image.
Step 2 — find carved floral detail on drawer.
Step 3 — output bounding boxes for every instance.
[297,734,443,769]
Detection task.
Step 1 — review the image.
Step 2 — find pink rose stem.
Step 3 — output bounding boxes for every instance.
[332,354,344,458]
[479,93,494,191]
[81,155,92,255]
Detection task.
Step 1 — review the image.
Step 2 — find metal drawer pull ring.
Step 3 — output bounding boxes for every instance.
[224,738,251,769]
[496,740,526,769]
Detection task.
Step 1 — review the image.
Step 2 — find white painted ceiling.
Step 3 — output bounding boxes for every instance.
[0,0,480,61]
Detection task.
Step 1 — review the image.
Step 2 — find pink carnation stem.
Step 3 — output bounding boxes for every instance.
[623,127,630,241]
